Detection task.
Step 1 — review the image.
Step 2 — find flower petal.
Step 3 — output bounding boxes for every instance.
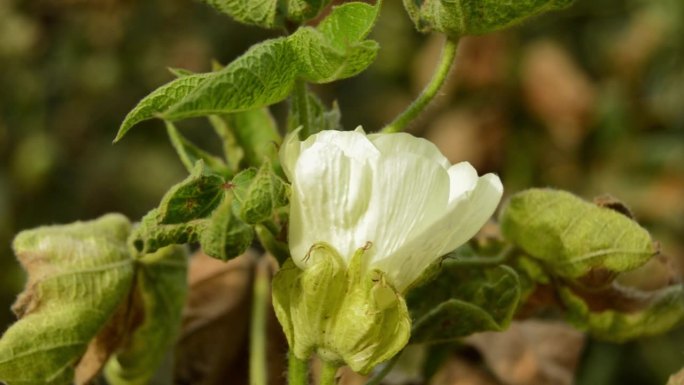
[446,162,479,202]
[371,172,503,291]
[288,141,373,267]
[367,132,451,170]
[360,153,450,270]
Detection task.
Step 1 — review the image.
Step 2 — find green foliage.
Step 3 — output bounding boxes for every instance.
[104,246,188,385]
[0,215,188,385]
[237,161,289,224]
[131,160,287,261]
[166,122,230,177]
[198,0,332,29]
[0,214,134,385]
[407,254,521,344]
[158,161,225,224]
[114,2,380,140]
[289,2,380,83]
[114,73,211,142]
[287,88,342,135]
[221,108,281,168]
[402,0,573,37]
[500,188,656,278]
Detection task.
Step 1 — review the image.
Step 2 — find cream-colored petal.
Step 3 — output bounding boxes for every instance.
[367,132,451,170]
[437,173,503,254]
[358,152,450,268]
[371,172,503,291]
[447,162,479,202]
[306,129,379,161]
[288,141,373,268]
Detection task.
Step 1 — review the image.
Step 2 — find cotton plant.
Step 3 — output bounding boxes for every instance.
[0,1,683,385]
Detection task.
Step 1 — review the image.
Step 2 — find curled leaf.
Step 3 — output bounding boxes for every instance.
[0,214,135,385]
[104,245,188,385]
[500,188,657,278]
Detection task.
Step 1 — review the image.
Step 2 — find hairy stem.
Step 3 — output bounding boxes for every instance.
[250,257,270,385]
[383,36,460,133]
[319,361,339,385]
[289,353,309,385]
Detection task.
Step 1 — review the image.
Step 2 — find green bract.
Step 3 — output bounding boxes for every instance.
[402,0,574,37]
[500,188,656,278]
[272,244,411,374]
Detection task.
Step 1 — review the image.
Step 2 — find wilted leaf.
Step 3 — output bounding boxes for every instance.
[500,188,657,278]
[175,251,255,384]
[130,209,202,255]
[466,320,585,385]
[558,284,684,342]
[408,258,521,344]
[0,214,135,385]
[104,245,188,385]
[402,0,574,37]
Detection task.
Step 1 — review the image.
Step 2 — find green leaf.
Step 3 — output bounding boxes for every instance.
[407,259,521,344]
[289,2,380,83]
[164,38,299,121]
[500,188,657,278]
[208,115,245,173]
[157,161,226,225]
[130,209,201,255]
[402,0,573,37]
[199,195,255,261]
[114,73,210,142]
[222,107,281,167]
[198,0,332,29]
[287,86,342,134]
[0,214,135,385]
[165,122,229,177]
[104,246,188,385]
[238,161,289,224]
[558,284,684,342]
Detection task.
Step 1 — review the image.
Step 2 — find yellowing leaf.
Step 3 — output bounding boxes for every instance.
[0,214,135,385]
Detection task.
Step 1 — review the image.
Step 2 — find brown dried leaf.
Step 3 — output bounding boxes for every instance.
[430,356,501,385]
[668,367,684,385]
[174,250,256,384]
[467,320,585,385]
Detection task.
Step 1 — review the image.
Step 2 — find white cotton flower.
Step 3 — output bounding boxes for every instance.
[280,127,503,292]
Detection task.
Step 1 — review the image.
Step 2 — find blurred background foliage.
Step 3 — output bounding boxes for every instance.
[0,0,682,384]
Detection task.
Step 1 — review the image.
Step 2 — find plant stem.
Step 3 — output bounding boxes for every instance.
[364,351,402,385]
[293,79,311,138]
[289,353,309,385]
[383,36,460,133]
[250,257,270,385]
[319,362,339,385]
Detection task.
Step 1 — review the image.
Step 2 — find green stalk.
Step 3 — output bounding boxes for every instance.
[319,362,339,385]
[293,79,311,138]
[249,257,270,385]
[289,353,309,385]
[383,36,460,133]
